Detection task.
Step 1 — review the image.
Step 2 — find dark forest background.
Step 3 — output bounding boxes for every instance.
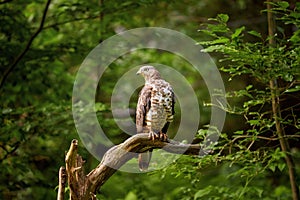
[1,0,299,199]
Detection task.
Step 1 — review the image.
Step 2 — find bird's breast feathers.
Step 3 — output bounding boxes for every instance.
[144,80,174,131]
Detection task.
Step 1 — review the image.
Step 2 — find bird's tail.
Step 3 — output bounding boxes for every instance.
[138,150,152,171]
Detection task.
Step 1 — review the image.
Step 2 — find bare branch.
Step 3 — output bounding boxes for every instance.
[87,133,201,192]
[0,0,52,90]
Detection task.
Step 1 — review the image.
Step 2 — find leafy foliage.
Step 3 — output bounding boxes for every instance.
[166,2,300,199]
[1,0,299,199]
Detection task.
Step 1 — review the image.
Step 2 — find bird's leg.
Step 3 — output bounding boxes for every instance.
[158,131,168,142]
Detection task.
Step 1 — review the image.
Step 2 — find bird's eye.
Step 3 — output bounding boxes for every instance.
[145,68,149,71]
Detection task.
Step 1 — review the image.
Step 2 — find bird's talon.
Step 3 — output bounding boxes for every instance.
[158,132,168,142]
[149,132,158,141]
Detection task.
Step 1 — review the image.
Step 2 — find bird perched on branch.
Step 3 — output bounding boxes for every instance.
[136,65,175,171]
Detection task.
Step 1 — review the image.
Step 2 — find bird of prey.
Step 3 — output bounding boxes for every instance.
[136,65,175,171]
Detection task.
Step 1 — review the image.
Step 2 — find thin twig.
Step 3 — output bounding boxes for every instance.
[227,134,300,154]
[0,142,21,163]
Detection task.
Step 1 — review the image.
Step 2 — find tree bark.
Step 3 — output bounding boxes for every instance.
[57,167,66,200]
[58,133,202,200]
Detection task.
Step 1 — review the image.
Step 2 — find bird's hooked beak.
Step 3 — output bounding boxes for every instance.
[136,68,142,75]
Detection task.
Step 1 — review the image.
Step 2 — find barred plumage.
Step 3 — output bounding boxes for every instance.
[136,65,175,171]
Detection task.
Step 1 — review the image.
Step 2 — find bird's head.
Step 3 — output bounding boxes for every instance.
[136,65,161,83]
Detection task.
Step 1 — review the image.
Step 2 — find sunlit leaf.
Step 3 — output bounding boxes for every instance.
[217,14,229,23]
[194,186,213,199]
[285,85,300,93]
[232,26,245,39]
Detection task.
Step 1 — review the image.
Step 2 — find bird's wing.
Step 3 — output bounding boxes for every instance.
[162,84,175,133]
[136,85,152,133]
[136,85,153,171]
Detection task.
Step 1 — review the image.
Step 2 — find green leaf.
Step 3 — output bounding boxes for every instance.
[201,45,224,52]
[283,74,293,82]
[277,1,289,9]
[232,26,245,39]
[278,163,286,171]
[248,30,262,38]
[244,99,265,107]
[199,37,230,45]
[246,85,253,90]
[124,191,138,200]
[194,186,213,199]
[285,85,300,93]
[248,119,260,126]
[234,130,244,135]
[275,186,290,197]
[290,12,300,19]
[95,102,107,112]
[289,30,300,43]
[269,164,276,172]
[254,187,264,197]
[217,14,229,23]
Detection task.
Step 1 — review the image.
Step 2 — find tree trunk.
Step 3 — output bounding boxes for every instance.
[267,1,299,199]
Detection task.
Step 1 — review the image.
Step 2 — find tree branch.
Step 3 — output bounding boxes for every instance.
[0,141,21,163]
[57,167,66,200]
[0,0,51,90]
[60,133,202,200]
[87,133,201,192]
[267,1,299,199]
